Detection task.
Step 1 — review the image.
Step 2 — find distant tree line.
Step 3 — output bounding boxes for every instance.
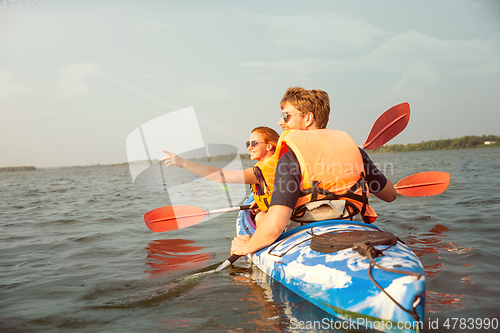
[188,153,251,162]
[0,166,37,172]
[373,135,499,153]
[58,163,129,169]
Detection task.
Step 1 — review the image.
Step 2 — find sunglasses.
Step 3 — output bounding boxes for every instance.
[253,166,269,196]
[245,140,266,149]
[281,111,302,123]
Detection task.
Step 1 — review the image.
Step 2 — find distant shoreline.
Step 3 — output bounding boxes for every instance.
[2,137,499,171]
[370,135,499,154]
[0,154,253,172]
[0,166,37,172]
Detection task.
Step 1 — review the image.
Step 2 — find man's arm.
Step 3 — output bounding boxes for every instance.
[360,149,397,202]
[231,205,293,256]
[373,178,397,202]
[231,150,301,255]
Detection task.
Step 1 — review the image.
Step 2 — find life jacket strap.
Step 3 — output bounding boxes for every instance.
[358,172,369,223]
[263,197,270,209]
[297,172,371,223]
[298,181,365,204]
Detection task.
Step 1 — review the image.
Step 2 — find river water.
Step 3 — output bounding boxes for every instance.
[1,148,499,332]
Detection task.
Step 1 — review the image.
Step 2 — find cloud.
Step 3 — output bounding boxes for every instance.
[134,18,168,30]
[457,60,500,76]
[242,58,349,75]
[256,75,276,81]
[0,70,31,101]
[242,30,500,97]
[252,11,389,52]
[54,63,99,99]
[98,72,177,109]
[244,30,499,74]
[359,30,500,96]
[361,30,497,71]
[138,72,152,79]
[180,84,230,100]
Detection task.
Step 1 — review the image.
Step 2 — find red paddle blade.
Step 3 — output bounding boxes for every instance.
[144,205,209,233]
[362,102,410,150]
[395,171,451,197]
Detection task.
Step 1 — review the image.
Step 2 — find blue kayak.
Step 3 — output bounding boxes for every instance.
[236,196,425,333]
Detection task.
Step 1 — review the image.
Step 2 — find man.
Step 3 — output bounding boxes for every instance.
[231,87,397,256]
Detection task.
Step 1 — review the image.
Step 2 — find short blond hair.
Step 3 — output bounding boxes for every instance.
[280,87,330,129]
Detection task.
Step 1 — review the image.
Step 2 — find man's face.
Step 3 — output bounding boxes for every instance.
[278,103,307,131]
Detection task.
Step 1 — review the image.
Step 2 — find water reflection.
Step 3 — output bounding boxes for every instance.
[229,261,377,333]
[405,224,472,313]
[144,239,211,277]
[425,291,465,313]
[230,266,289,332]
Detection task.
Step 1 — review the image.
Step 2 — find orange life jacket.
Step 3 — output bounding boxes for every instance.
[275,129,377,223]
[251,156,276,212]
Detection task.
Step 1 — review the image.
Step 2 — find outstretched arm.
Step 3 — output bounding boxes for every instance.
[160,150,257,184]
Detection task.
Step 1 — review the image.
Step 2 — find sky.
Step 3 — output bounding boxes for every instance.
[1,0,499,168]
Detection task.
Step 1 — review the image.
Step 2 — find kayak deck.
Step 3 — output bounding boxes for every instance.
[236,197,425,332]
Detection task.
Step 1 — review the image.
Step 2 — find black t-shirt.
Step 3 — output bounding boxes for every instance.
[270,148,388,209]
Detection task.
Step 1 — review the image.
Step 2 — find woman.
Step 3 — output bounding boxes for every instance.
[160,126,279,212]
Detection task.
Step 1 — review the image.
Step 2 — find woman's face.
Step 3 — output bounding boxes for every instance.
[247,131,271,161]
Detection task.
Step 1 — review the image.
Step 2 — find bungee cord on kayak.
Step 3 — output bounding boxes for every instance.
[267,225,424,322]
[359,240,423,322]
